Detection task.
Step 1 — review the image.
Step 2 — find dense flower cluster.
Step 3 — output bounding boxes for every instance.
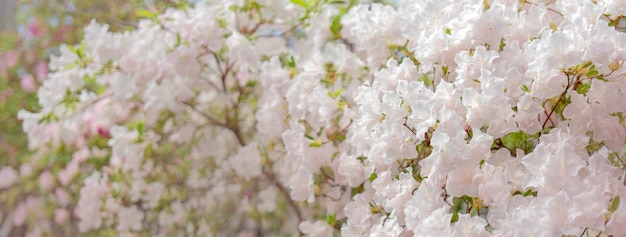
[3,0,626,236]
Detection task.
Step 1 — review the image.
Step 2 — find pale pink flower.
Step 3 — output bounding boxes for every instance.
[35,61,47,82]
[228,141,262,180]
[117,206,144,231]
[54,209,69,224]
[3,50,18,67]
[13,202,27,226]
[38,170,54,191]
[20,74,37,92]
[299,220,333,237]
[0,167,18,189]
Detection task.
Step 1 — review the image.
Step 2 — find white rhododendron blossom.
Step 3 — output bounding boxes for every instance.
[5,0,626,236]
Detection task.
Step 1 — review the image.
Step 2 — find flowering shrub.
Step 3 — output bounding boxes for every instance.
[0,1,178,235]
[0,0,178,159]
[5,0,626,236]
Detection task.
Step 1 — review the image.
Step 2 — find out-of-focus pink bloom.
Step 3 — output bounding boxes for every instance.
[58,161,79,186]
[39,170,54,191]
[3,51,18,67]
[28,19,46,38]
[54,209,69,224]
[97,127,110,138]
[0,167,18,189]
[35,61,48,82]
[20,74,37,92]
[0,88,13,101]
[55,188,71,207]
[13,202,27,226]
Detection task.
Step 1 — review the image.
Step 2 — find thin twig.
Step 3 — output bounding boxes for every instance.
[541,76,572,129]
[262,168,304,234]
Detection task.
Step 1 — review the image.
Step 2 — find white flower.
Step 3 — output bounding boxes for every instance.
[299,220,333,237]
[229,141,262,180]
[117,206,144,231]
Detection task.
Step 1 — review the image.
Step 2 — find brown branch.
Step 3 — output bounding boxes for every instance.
[403,116,417,135]
[541,75,573,129]
[262,168,304,233]
[322,119,353,144]
[259,21,304,38]
[182,101,245,146]
[524,1,564,17]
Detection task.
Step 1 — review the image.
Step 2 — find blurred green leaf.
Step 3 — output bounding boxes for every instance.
[135,9,158,19]
[290,0,309,8]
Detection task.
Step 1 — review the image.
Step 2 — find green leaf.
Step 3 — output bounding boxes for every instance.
[309,138,323,147]
[87,156,110,170]
[176,0,190,10]
[69,42,86,60]
[585,63,599,77]
[67,44,77,54]
[450,196,465,223]
[521,84,530,93]
[450,211,459,223]
[330,14,343,39]
[351,185,364,197]
[326,214,336,226]
[418,73,433,86]
[290,0,308,8]
[216,18,228,28]
[136,122,145,137]
[135,9,157,19]
[38,112,58,124]
[499,130,538,155]
[321,166,335,179]
[328,88,343,98]
[288,56,296,68]
[512,189,537,197]
[575,82,591,95]
[61,88,80,110]
[128,120,146,143]
[586,69,599,77]
[521,189,536,197]
[501,132,523,147]
[304,133,314,140]
[368,172,377,182]
[610,196,620,213]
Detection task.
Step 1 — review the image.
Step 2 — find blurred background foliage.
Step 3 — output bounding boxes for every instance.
[0,0,181,166]
[0,2,180,235]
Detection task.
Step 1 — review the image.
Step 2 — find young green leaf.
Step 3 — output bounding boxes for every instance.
[290,0,308,8]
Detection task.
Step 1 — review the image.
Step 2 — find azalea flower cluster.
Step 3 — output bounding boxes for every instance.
[3,0,626,236]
